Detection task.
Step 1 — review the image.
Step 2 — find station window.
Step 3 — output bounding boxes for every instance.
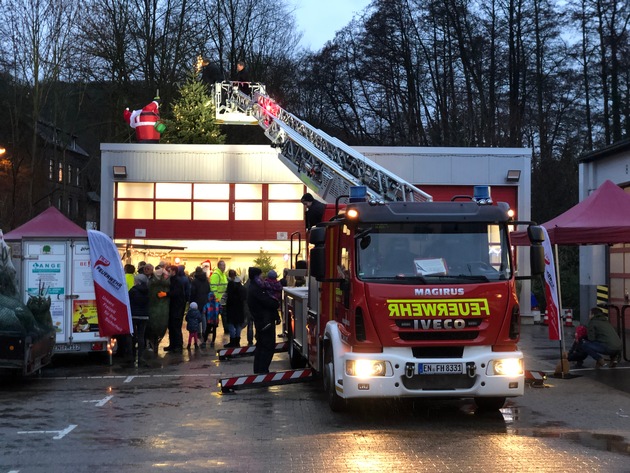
[48,159,54,180]
[268,184,303,200]
[235,202,262,220]
[115,182,304,223]
[268,184,304,220]
[156,183,192,200]
[268,203,303,221]
[194,183,229,199]
[193,202,229,220]
[117,201,153,219]
[235,183,262,200]
[156,201,191,220]
[58,162,63,182]
[118,182,154,199]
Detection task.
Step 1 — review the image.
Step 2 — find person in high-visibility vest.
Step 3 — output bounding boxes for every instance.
[123,97,164,143]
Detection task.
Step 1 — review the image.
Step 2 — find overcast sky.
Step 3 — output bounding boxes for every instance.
[291,0,372,50]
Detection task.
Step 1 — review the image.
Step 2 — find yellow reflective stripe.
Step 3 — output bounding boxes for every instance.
[387,299,490,317]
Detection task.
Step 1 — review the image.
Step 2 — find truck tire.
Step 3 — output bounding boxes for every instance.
[474,396,506,411]
[288,321,306,369]
[323,345,346,412]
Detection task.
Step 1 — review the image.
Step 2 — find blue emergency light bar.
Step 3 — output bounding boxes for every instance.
[349,186,367,203]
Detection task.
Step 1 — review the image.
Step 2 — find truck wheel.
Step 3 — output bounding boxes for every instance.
[474,396,506,411]
[323,346,346,412]
[288,321,306,369]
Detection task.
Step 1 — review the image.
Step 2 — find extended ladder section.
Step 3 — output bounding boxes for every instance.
[214,82,432,203]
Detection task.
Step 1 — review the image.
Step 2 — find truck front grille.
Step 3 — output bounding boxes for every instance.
[399,331,479,341]
[401,374,476,390]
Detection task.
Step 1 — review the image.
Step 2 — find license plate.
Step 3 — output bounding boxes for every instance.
[418,363,463,375]
[54,344,81,352]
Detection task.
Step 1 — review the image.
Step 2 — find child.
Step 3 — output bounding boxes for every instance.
[263,270,283,326]
[185,302,203,349]
[567,324,588,368]
[202,291,221,348]
[264,270,283,301]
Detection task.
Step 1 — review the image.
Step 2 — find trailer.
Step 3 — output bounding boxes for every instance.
[4,208,114,360]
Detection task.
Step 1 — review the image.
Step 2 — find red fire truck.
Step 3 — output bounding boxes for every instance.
[217,83,545,411]
[284,189,544,410]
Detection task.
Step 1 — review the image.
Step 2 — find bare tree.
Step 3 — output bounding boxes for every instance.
[199,0,302,83]
[0,0,82,219]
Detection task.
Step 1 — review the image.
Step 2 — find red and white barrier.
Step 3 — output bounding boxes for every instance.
[217,342,288,360]
[219,368,313,393]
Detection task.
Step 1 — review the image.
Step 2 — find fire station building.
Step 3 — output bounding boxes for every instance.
[99,143,535,316]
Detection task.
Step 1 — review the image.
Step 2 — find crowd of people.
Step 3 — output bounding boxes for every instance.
[120,259,284,373]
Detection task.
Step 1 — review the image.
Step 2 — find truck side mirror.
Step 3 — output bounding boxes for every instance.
[530,245,545,276]
[309,227,326,245]
[309,227,326,280]
[528,226,546,276]
[310,247,325,280]
[527,225,545,244]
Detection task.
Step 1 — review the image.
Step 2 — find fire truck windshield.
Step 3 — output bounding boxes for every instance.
[356,222,511,284]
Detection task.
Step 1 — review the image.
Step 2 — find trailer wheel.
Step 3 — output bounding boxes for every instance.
[323,345,346,412]
[288,320,306,369]
[474,396,506,411]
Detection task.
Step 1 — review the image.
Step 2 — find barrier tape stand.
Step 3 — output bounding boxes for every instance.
[217,342,288,360]
[219,368,314,393]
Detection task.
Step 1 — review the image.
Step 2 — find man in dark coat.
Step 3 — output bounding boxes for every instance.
[165,265,186,353]
[190,267,210,309]
[224,270,247,348]
[300,193,326,230]
[247,267,280,374]
[128,274,150,363]
[190,266,211,348]
[233,60,250,95]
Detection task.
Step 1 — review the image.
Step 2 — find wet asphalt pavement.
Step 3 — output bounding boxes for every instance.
[1,324,630,472]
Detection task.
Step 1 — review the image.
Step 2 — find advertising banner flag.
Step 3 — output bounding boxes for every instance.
[541,227,562,341]
[87,230,133,337]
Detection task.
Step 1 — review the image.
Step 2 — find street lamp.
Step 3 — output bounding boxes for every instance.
[0,147,10,172]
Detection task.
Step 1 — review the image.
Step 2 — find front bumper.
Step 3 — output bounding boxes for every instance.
[336,345,524,400]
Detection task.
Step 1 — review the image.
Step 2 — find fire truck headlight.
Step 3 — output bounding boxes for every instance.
[491,358,523,376]
[346,359,387,378]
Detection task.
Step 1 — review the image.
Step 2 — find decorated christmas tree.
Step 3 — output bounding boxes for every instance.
[253,250,277,278]
[161,71,226,144]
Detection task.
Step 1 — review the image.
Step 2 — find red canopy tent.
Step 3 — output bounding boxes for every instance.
[511,180,630,246]
[3,207,86,240]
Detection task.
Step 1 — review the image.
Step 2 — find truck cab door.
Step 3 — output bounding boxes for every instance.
[334,236,352,326]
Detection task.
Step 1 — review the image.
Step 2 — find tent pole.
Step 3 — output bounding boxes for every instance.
[554,243,568,377]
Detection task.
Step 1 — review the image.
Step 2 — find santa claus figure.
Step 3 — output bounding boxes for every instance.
[123,97,164,143]
[201,260,212,279]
